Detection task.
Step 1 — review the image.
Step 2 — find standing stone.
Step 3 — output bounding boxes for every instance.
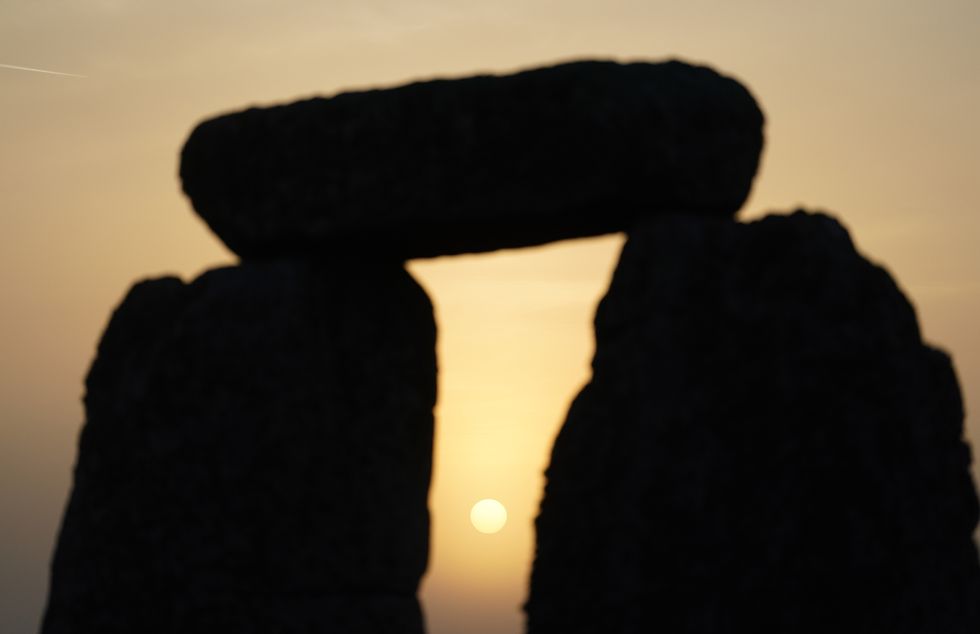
[527,211,980,633]
[180,60,764,259]
[43,259,436,633]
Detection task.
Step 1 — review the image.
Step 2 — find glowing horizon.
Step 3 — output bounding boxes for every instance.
[3,1,979,633]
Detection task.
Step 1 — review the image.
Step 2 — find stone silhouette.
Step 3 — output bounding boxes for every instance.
[43,261,436,633]
[44,57,980,633]
[527,211,980,632]
[180,60,763,259]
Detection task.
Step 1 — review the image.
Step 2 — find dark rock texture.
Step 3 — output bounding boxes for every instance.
[527,211,980,633]
[42,260,436,633]
[180,60,764,259]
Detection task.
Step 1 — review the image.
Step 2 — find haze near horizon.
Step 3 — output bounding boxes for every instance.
[2,1,979,632]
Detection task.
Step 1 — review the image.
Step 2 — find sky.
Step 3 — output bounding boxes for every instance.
[2,1,979,632]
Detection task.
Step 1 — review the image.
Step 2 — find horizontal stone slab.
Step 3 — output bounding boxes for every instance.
[180,59,764,259]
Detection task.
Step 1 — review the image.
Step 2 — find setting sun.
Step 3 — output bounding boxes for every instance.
[470,499,508,534]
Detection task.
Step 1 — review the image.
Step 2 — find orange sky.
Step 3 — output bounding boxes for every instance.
[2,2,979,632]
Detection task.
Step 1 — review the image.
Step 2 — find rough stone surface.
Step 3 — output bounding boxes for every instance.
[180,60,764,259]
[527,211,980,633]
[42,259,436,633]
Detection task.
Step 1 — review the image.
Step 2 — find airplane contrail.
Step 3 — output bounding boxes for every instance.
[0,63,86,78]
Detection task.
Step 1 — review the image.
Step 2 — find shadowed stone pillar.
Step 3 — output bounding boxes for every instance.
[43,260,435,633]
[527,211,980,633]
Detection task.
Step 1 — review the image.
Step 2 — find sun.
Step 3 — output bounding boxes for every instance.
[470,498,507,534]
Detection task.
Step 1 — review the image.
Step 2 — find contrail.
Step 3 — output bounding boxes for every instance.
[0,63,86,78]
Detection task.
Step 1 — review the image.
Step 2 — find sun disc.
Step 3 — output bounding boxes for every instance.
[470,498,507,534]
